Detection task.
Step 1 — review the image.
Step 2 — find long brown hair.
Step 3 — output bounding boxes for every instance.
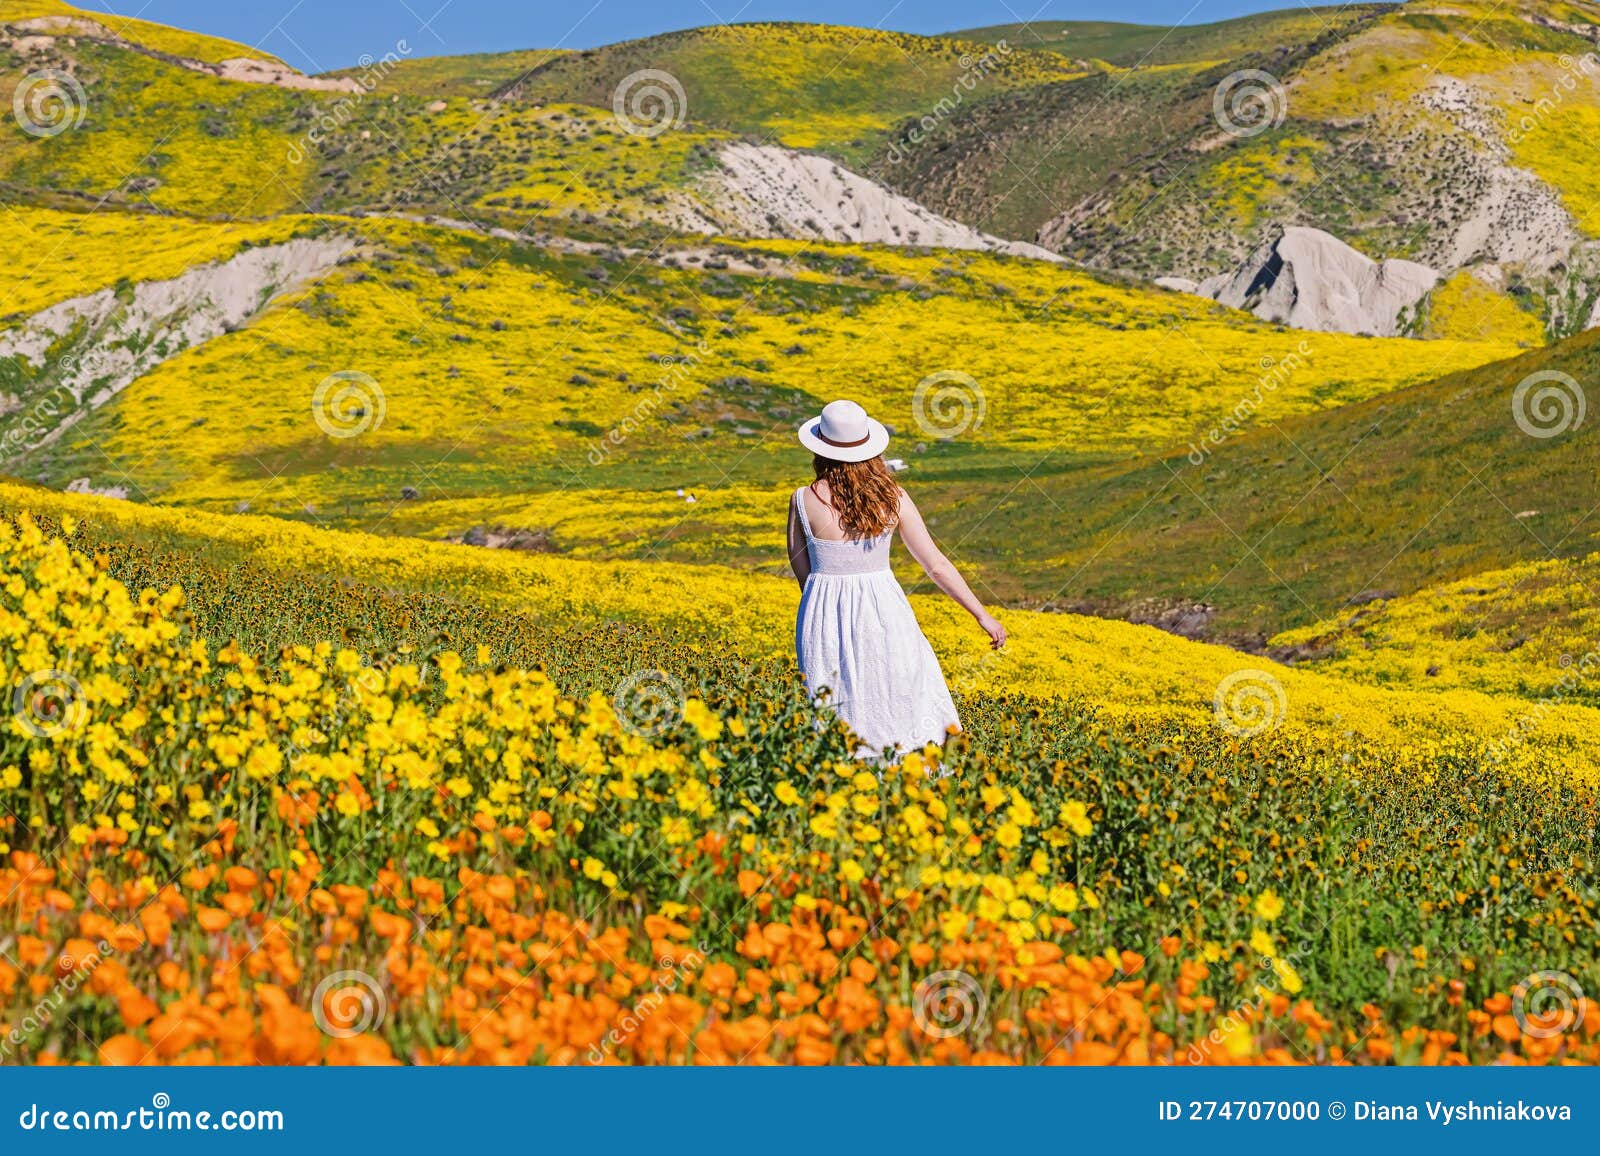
[811,455,901,537]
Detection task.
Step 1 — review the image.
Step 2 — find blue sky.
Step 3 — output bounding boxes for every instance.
[85,0,1305,73]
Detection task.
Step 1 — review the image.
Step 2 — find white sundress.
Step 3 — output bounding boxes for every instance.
[792,486,961,756]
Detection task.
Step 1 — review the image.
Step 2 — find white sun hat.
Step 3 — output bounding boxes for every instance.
[797,399,890,463]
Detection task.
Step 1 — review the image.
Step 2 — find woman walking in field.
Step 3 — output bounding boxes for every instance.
[788,399,1006,756]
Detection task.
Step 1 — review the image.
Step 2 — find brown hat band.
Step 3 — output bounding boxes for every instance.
[817,426,871,448]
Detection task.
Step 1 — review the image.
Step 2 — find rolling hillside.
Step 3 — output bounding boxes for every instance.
[956,8,1382,68]
[907,326,1600,642]
[0,0,281,65]
[0,204,1519,539]
[0,0,1592,679]
[322,48,566,98]
[0,22,314,216]
[891,2,1600,339]
[1273,547,1600,703]
[8,2,1591,342]
[492,23,1086,159]
[4,2,1600,1071]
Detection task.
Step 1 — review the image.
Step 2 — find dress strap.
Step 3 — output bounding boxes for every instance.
[792,486,815,541]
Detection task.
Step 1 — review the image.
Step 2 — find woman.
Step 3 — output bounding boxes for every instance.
[787,399,1006,756]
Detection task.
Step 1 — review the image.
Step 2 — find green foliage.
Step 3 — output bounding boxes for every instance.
[917,329,1600,641]
[503,23,1082,161]
[30,505,1600,1028]
[956,7,1383,68]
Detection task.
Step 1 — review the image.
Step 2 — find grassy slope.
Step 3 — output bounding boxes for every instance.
[860,64,1204,246]
[5,476,1599,785]
[1274,548,1600,703]
[320,49,567,98]
[0,37,313,216]
[0,0,280,63]
[3,209,1516,532]
[0,32,724,238]
[497,23,1085,161]
[880,6,1384,247]
[306,98,732,230]
[954,7,1387,67]
[911,328,1600,642]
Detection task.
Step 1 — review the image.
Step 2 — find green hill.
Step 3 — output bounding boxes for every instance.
[0,31,313,216]
[955,7,1383,67]
[321,48,566,98]
[1272,546,1600,703]
[494,22,1086,160]
[909,328,1600,643]
[0,0,281,64]
[1,0,1592,664]
[892,2,1600,339]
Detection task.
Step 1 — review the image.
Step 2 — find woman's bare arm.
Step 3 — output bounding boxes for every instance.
[787,496,811,589]
[896,490,1007,648]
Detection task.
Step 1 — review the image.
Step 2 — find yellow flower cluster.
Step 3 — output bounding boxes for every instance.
[0,510,1102,948]
[8,481,1597,790]
[1271,549,1600,702]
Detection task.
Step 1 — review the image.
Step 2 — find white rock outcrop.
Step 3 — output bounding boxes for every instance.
[1183,227,1440,336]
[692,143,1058,260]
[0,236,352,455]
[4,15,361,92]
[211,57,363,93]
[1417,77,1577,272]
